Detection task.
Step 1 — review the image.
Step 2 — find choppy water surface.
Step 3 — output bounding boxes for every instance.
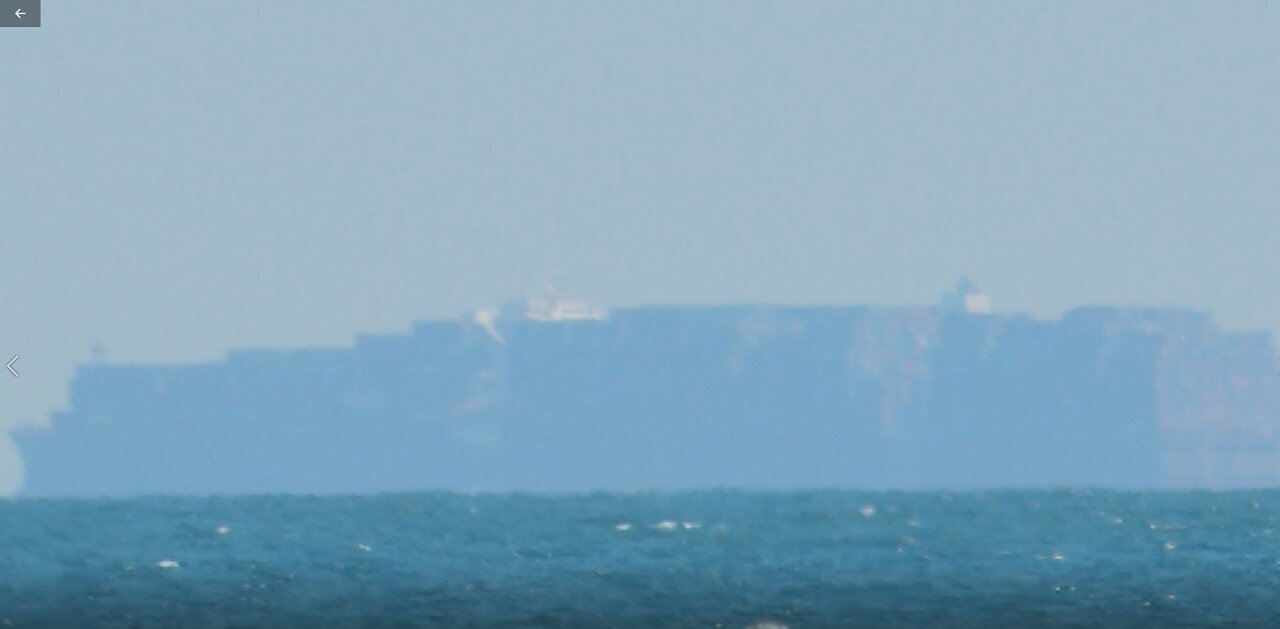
[2,490,1280,627]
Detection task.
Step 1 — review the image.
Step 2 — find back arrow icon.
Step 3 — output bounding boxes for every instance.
[6,356,18,377]
[14,8,25,18]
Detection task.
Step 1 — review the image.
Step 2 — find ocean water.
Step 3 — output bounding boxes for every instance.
[2,490,1279,628]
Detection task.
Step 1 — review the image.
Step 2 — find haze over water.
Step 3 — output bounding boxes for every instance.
[4,2,1280,494]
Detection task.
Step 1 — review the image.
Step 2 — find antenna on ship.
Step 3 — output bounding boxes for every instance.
[941,278,991,314]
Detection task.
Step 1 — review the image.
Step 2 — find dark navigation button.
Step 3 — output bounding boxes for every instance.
[0,0,40,27]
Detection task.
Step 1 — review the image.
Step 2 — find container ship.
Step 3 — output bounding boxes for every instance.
[16,283,1280,495]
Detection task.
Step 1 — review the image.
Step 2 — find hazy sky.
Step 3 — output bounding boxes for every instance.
[1,2,1279,492]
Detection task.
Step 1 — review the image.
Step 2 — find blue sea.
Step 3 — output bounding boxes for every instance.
[2,490,1279,627]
